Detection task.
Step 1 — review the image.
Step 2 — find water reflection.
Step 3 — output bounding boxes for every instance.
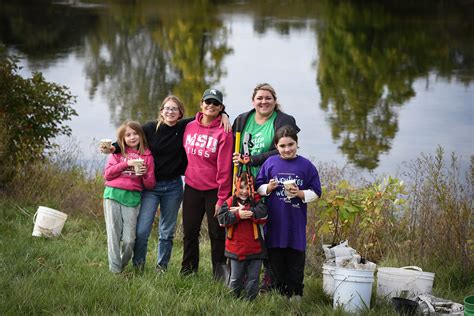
[0,0,99,65]
[83,1,233,125]
[316,0,473,169]
[1,0,472,170]
[83,12,173,125]
[0,0,233,125]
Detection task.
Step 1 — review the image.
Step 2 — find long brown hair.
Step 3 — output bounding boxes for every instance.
[117,120,148,156]
[156,95,185,130]
[251,83,280,111]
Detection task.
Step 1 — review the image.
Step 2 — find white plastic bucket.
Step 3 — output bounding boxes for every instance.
[32,206,68,237]
[377,266,435,299]
[322,263,336,296]
[333,267,375,313]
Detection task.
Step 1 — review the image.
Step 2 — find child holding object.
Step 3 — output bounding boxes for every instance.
[256,125,321,299]
[218,172,267,300]
[102,120,156,273]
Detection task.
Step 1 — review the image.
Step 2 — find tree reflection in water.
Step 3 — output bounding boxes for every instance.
[83,1,232,125]
[1,0,472,170]
[316,0,473,169]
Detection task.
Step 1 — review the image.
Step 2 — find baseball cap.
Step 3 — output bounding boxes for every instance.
[202,88,223,104]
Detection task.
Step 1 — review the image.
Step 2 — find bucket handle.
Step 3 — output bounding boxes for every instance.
[33,210,38,224]
[333,275,349,292]
[401,266,423,272]
[401,266,427,285]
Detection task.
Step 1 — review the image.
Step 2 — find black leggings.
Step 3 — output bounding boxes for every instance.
[268,247,306,297]
[181,184,225,275]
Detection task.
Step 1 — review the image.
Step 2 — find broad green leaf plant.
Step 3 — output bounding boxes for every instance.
[316,176,406,261]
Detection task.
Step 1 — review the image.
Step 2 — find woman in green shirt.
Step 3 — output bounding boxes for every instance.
[232,83,300,291]
[232,83,300,178]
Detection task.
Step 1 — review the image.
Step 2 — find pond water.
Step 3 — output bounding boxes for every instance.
[2,0,473,176]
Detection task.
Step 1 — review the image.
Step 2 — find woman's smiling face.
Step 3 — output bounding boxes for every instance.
[252,89,276,117]
[200,99,223,119]
[161,100,181,126]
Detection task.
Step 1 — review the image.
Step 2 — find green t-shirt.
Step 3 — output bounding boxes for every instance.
[241,111,277,178]
[103,186,141,207]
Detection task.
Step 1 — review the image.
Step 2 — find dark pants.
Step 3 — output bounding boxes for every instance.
[268,247,305,297]
[229,259,262,300]
[181,184,226,276]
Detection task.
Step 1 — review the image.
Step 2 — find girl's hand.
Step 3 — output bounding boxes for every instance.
[137,164,147,176]
[235,203,252,219]
[286,184,301,199]
[229,205,242,213]
[99,144,115,154]
[239,209,253,219]
[267,179,279,194]
[220,113,231,133]
[230,203,251,219]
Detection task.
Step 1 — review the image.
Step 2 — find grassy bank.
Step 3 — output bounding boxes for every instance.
[1,200,398,315]
[1,147,472,314]
[1,199,471,315]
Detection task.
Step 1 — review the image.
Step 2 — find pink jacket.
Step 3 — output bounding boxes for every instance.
[183,112,233,207]
[103,147,156,192]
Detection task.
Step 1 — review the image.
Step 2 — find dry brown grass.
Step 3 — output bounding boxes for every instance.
[3,144,104,218]
[305,148,473,289]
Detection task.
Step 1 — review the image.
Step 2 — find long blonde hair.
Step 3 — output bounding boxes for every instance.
[117,120,148,156]
[156,95,185,130]
[251,83,280,111]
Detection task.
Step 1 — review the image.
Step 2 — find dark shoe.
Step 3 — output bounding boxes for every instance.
[155,265,167,274]
[180,267,196,276]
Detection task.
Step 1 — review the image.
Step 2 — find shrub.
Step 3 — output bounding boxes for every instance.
[0,55,77,186]
[306,148,473,290]
[314,176,406,262]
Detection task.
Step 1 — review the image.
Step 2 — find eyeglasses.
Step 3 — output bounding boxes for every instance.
[204,99,221,106]
[162,107,179,112]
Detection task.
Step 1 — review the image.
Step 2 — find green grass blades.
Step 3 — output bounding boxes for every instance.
[1,201,401,315]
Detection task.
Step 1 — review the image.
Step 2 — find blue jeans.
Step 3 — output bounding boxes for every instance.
[132,176,183,268]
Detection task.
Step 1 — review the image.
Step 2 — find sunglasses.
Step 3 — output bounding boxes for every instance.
[204,99,221,106]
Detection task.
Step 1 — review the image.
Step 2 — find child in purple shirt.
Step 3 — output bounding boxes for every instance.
[256,125,321,299]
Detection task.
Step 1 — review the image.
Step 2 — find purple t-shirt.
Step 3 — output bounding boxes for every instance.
[256,155,321,251]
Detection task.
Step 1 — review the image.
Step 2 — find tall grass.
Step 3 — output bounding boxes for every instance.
[397,147,474,293]
[2,143,104,217]
[1,145,472,313]
[307,148,473,301]
[0,200,400,315]
[397,147,473,292]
